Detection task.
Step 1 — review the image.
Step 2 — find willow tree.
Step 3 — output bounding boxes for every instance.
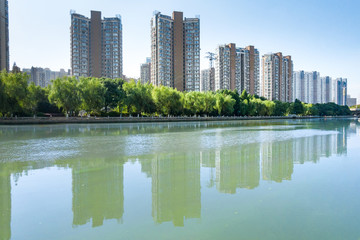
[48,77,81,115]
[79,77,106,114]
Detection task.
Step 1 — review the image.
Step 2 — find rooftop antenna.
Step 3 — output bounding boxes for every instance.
[205,52,216,69]
[70,9,76,15]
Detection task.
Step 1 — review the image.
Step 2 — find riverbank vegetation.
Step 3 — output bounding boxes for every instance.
[0,71,351,117]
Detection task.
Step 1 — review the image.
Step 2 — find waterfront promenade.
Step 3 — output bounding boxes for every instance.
[0,115,355,125]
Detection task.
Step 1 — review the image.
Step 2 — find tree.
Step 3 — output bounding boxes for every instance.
[48,77,81,115]
[27,82,47,114]
[240,89,250,101]
[290,99,305,115]
[0,70,28,115]
[202,91,216,116]
[79,77,106,113]
[123,80,155,115]
[273,100,290,116]
[101,78,125,112]
[0,74,7,115]
[152,85,183,116]
[214,93,235,116]
[304,103,319,116]
[183,91,205,115]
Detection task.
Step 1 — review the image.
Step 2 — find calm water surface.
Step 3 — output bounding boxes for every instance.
[0,119,360,240]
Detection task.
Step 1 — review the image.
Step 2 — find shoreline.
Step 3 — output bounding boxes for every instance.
[0,115,357,125]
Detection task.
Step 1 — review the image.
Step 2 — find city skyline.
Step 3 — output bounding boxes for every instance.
[7,0,360,100]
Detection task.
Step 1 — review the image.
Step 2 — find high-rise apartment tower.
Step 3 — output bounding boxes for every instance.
[261,53,293,102]
[151,11,200,92]
[71,10,123,78]
[214,44,260,95]
[0,0,9,71]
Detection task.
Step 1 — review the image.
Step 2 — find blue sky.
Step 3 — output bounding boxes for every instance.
[9,0,360,100]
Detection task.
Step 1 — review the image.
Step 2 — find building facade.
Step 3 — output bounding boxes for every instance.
[293,70,349,105]
[140,58,151,84]
[0,0,9,71]
[320,76,331,103]
[23,67,70,87]
[331,78,347,106]
[200,68,215,92]
[346,95,357,107]
[261,53,293,102]
[293,71,321,104]
[71,10,122,79]
[214,44,260,95]
[151,11,200,92]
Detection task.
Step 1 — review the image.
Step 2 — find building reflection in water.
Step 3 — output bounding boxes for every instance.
[142,152,201,227]
[69,158,125,228]
[0,169,11,240]
[209,143,260,194]
[0,120,357,238]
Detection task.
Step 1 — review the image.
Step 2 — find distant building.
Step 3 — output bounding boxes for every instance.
[261,53,293,102]
[0,0,9,71]
[11,62,20,73]
[22,67,70,87]
[214,44,260,95]
[140,58,151,84]
[201,68,215,92]
[71,10,123,79]
[293,71,322,103]
[151,11,200,92]
[320,76,331,103]
[346,95,357,107]
[331,78,347,106]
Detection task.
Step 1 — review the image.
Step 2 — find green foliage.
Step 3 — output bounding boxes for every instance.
[273,100,290,116]
[314,102,351,116]
[123,80,155,115]
[0,70,28,114]
[214,93,235,116]
[79,77,106,113]
[290,99,305,115]
[152,85,183,116]
[0,72,352,118]
[48,77,81,115]
[27,83,46,113]
[184,91,205,115]
[101,78,125,112]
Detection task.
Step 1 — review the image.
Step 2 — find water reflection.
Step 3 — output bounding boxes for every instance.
[0,119,358,239]
[0,170,11,240]
[211,144,260,194]
[69,158,124,228]
[141,153,201,226]
[152,153,200,227]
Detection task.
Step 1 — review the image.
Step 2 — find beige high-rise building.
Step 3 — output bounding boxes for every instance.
[0,0,9,72]
[261,53,293,102]
[151,11,200,92]
[71,10,123,79]
[214,43,260,95]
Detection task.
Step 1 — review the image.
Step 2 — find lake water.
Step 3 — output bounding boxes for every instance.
[0,119,359,240]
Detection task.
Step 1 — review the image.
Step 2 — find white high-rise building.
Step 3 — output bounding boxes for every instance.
[151,11,200,92]
[331,78,347,106]
[293,70,348,105]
